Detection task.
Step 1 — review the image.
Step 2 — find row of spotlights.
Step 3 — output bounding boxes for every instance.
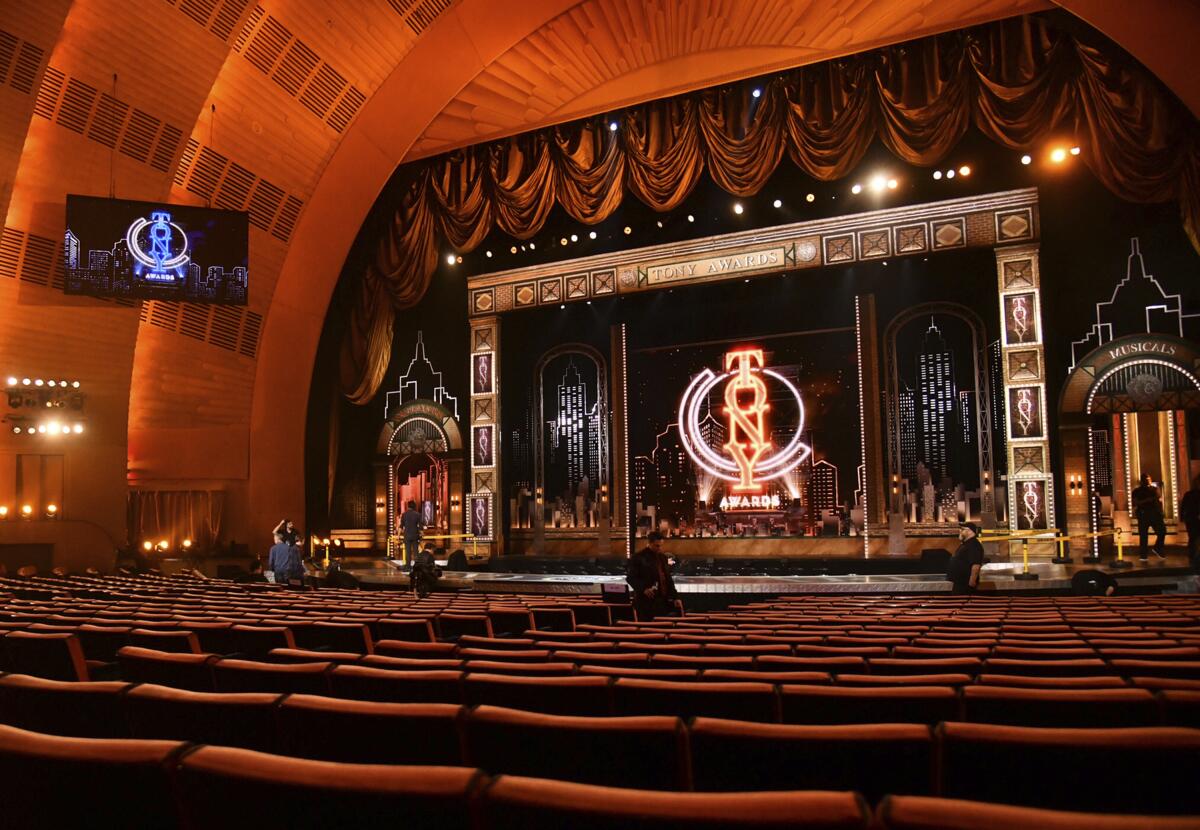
[142,539,193,551]
[11,422,84,435]
[0,504,57,519]
[1019,146,1079,166]
[6,377,80,388]
[932,166,971,180]
[851,175,899,194]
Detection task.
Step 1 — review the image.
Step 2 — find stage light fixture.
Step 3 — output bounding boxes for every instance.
[45,504,57,518]
[869,175,886,192]
[21,378,30,386]
[20,504,32,518]
[60,424,71,435]
[623,226,631,235]
[559,304,565,309]
[1050,147,1067,163]
[958,165,971,177]
[687,215,694,222]
[142,541,153,551]
[772,199,782,208]
[805,193,815,202]
[529,242,536,250]
[609,121,618,132]
[751,88,761,98]
[887,178,898,189]
[510,246,517,254]
[851,184,862,194]
[5,377,15,386]
[34,379,43,386]
[560,238,568,246]
[589,231,597,239]
[36,425,45,433]
[73,424,83,433]
[932,171,942,180]
[1070,146,1080,155]
[11,427,19,434]
[182,539,192,549]
[485,250,492,258]
[946,169,955,178]
[445,254,455,265]
[1021,154,1032,165]
[157,540,168,551]
[71,381,79,388]
[0,506,7,519]
[570,233,578,242]
[733,203,744,214]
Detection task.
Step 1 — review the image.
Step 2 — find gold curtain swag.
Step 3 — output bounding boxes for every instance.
[340,14,1200,404]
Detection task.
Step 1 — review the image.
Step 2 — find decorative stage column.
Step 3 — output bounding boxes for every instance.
[469,317,502,555]
[855,294,887,528]
[994,244,1055,532]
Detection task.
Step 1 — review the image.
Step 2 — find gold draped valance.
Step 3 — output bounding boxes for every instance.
[341,13,1200,404]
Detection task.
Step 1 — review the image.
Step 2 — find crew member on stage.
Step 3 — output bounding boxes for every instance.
[1132,473,1167,561]
[947,522,985,594]
[627,531,678,619]
[400,500,424,563]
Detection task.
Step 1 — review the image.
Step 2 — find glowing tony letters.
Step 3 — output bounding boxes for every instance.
[677,348,810,492]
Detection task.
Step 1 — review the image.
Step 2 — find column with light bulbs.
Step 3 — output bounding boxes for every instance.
[468,316,502,556]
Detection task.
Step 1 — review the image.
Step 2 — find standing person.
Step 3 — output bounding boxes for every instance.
[626,531,678,620]
[410,541,441,598]
[1180,476,1200,567]
[946,522,985,594]
[273,519,300,546]
[1131,473,1167,561]
[400,500,424,563]
[267,531,303,585]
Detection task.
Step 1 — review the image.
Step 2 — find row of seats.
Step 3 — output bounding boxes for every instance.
[98,647,1200,727]
[0,720,1196,826]
[3,671,1199,812]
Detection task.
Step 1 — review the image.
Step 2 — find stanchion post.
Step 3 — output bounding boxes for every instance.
[1013,538,1039,580]
[1110,527,1132,569]
[1051,530,1073,564]
[1081,529,1101,564]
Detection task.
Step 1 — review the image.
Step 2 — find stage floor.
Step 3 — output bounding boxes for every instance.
[338,552,1198,595]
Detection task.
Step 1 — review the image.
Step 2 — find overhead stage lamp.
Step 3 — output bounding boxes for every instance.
[142,541,153,551]
[623,226,631,235]
[1050,147,1067,163]
[772,199,782,208]
[733,203,744,214]
[485,250,492,258]
[6,376,16,386]
[45,504,58,519]
[1070,146,1080,156]
[570,234,578,242]
[182,539,192,549]
[958,165,971,177]
[157,540,169,551]
[445,254,456,265]
[20,504,33,519]
[932,171,942,180]
[805,193,815,202]
[751,88,761,98]
[0,506,8,520]
[869,175,886,192]
[609,121,618,132]
[851,184,862,194]
[887,179,898,189]
[528,242,536,250]
[687,215,695,222]
[588,231,597,239]
[1021,154,1032,165]
[945,169,955,179]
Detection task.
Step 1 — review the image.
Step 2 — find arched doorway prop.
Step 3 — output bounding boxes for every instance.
[466,188,1046,556]
[1059,334,1200,557]
[374,401,464,557]
[883,303,997,526]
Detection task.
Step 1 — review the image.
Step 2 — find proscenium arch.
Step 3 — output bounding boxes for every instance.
[1059,334,1200,418]
[882,302,997,518]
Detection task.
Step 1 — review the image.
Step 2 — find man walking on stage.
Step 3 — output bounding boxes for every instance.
[1131,473,1167,562]
[400,500,424,564]
[627,531,678,620]
[946,522,985,594]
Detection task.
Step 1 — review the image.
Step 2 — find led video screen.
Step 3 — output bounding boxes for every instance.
[64,195,249,304]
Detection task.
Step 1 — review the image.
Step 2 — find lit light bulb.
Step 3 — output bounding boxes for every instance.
[445,254,455,265]
[589,231,597,239]
[869,175,886,192]
[608,121,618,132]
[34,379,43,387]
[0,506,8,518]
[1069,146,1080,156]
[958,165,971,177]
[733,203,744,214]
[73,424,83,434]
[570,234,578,242]
[143,541,153,551]
[751,88,761,98]
[485,250,493,258]
[5,377,15,386]
[1050,147,1067,163]
[623,227,631,235]
[687,215,695,222]
[805,193,815,202]
[20,504,32,517]
[1020,154,1032,165]
[851,184,862,194]
[933,171,942,180]
[887,179,898,189]
[772,199,782,208]
[946,169,955,179]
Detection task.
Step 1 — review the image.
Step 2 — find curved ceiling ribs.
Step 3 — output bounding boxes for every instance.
[0,0,1187,543]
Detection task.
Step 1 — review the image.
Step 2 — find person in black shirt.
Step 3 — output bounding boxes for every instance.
[626,531,678,619]
[1180,476,1200,568]
[1131,473,1167,561]
[399,500,424,564]
[946,522,985,594]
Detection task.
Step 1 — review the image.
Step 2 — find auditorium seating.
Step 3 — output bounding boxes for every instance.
[4,574,1200,819]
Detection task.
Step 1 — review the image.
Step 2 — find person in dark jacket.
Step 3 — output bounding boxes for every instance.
[626,531,678,619]
[1131,473,1167,561]
[400,501,424,563]
[946,522,985,594]
[267,531,304,584]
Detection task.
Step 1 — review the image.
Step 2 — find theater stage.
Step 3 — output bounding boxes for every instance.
[336,553,1198,597]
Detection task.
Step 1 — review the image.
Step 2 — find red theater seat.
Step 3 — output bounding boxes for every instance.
[375,617,436,642]
[123,684,281,752]
[436,613,494,640]
[1160,691,1200,728]
[613,679,779,722]
[877,794,1200,830]
[117,646,219,690]
[868,658,983,676]
[779,684,959,726]
[228,624,296,657]
[328,665,463,703]
[269,647,362,664]
[463,659,576,676]
[463,705,688,790]
[359,654,464,671]
[976,674,1128,689]
[478,775,868,829]
[375,640,459,658]
[276,695,464,765]
[3,631,91,681]
[174,746,481,829]
[961,686,1159,728]
[1110,659,1200,679]
[0,724,183,828]
[982,658,1113,677]
[836,674,972,687]
[211,658,332,695]
[0,674,132,738]
[128,628,202,653]
[688,718,933,800]
[464,673,612,716]
[938,722,1200,814]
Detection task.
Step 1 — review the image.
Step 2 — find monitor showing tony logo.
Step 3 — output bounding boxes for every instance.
[64,195,249,304]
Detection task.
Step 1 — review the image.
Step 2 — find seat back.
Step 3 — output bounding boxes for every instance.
[877,794,1200,829]
[0,723,182,828]
[0,674,132,737]
[175,745,481,829]
[779,685,959,726]
[124,684,282,752]
[464,674,611,716]
[116,646,218,691]
[939,722,1200,815]
[129,628,202,653]
[3,631,90,681]
[211,658,333,695]
[328,665,464,704]
[464,705,688,790]
[689,718,933,801]
[613,679,780,723]
[277,695,464,765]
[961,686,1159,728]
[478,775,868,829]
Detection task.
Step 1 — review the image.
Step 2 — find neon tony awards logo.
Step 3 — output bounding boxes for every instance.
[676,348,810,510]
[125,210,189,283]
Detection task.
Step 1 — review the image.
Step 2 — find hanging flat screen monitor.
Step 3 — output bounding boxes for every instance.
[64,195,249,304]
